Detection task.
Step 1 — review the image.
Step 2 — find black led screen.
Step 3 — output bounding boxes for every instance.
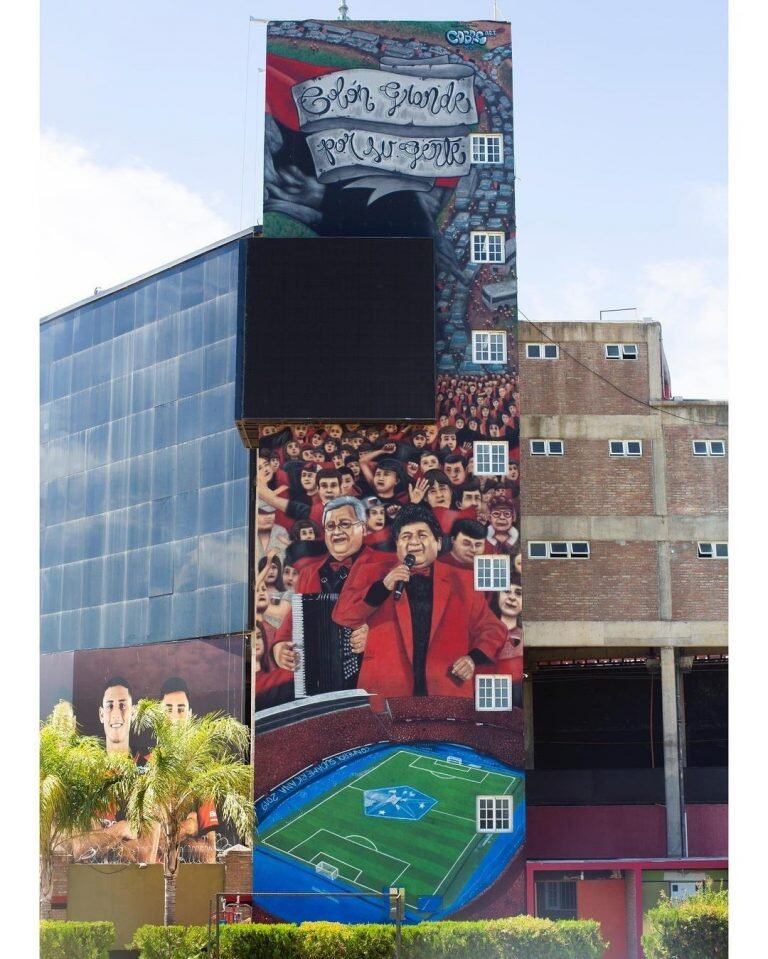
[239,237,435,422]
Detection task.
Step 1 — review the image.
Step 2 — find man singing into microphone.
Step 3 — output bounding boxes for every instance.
[333,504,507,702]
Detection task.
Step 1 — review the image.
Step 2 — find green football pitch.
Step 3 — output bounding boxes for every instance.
[258,748,523,910]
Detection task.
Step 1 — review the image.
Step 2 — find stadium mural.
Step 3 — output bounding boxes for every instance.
[254,20,523,922]
[40,636,245,865]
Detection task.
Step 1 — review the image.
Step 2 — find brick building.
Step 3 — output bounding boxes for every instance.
[519,320,727,956]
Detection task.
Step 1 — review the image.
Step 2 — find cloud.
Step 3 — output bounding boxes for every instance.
[522,255,727,400]
[40,133,235,317]
[634,258,727,399]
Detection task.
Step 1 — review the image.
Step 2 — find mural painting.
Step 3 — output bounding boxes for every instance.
[41,636,245,865]
[253,20,523,922]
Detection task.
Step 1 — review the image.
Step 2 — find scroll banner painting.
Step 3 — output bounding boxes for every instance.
[255,20,524,923]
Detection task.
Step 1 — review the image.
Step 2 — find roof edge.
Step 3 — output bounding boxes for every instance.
[40,226,261,324]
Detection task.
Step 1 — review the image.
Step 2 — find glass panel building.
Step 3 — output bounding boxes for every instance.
[40,231,256,652]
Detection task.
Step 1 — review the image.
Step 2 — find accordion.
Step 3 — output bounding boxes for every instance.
[291,592,361,697]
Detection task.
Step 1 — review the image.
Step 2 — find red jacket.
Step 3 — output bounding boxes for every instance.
[332,551,507,700]
[275,547,373,646]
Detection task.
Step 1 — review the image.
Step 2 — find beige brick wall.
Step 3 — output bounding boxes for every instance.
[521,439,655,515]
[664,426,728,515]
[520,341,651,417]
[670,542,729,620]
[522,540,660,621]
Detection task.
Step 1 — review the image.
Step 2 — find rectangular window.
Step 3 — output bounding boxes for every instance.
[526,343,559,359]
[475,675,513,711]
[477,795,513,832]
[474,555,511,591]
[472,330,507,364]
[605,343,638,359]
[693,439,726,456]
[474,441,508,476]
[470,133,504,164]
[470,231,505,264]
[698,542,728,559]
[528,541,591,559]
[530,439,564,456]
[609,440,643,456]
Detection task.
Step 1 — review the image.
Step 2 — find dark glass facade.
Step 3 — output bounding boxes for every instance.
[40,238,250,652]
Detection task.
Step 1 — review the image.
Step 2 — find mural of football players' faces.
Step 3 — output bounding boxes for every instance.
[99,681,133,752]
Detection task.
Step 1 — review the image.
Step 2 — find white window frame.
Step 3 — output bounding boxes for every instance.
[528,541,591,559]
[470,133,504,164]
[476,795,513,833]
[609,440,643,457]
[697,542,728,559]
[474,554,511,591]
[470,231,506,264]
[472,330,507,364]
[692,440,726,457]
[475,674,513,711]
[605,343,638,360]
[473,440,508,476]
[530,439,564,456]
[526,343,559,359]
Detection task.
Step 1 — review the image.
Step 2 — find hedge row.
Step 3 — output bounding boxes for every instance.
[40,921,115,959]
[131,917,606,959]
[642,886,728,959]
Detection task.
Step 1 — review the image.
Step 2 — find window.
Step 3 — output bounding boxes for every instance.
[475,675,513,711]
[474,555,511,590]
[609,440,643,456]
[526,343,559,359]
[530,439,564,456]
[470,231,505,264]
[477,796,513,832]
[472,330,507,364]
[536,880,577,920]
[697,542,728,559]
[474,441,508,475]
[693,440,726,457]
[470,133,504,164]
[528,541,591,559]
[605,343,638,359]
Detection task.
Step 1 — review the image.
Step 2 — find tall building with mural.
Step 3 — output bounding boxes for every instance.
[39,16,727,957]
[250,19,525,922]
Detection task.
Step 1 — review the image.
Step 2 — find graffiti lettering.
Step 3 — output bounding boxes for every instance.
[310,129,469,179]
[378,79,473,120]
[292,69,478,131]
[296,75,376,118]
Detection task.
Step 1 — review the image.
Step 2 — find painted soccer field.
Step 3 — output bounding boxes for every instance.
[258,747,524,913]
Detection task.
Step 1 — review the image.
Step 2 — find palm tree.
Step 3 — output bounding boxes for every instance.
[40,701,136,919]
[127,700,253,925]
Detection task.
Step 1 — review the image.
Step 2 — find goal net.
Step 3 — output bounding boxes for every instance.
[315,861,339,880]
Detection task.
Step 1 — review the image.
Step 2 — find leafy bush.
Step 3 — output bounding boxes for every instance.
[40,921,115,959]
[130,924,208,959]
[642,885,728,959]
[131,917,605,959]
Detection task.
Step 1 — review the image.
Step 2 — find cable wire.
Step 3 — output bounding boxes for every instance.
[239,18,254,230]
[517,309,728,428]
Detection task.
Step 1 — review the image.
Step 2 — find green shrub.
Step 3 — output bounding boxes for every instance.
[132,918,604,959]
[130,924,208,959]
[40,921,115,959]
[642,886,728,959]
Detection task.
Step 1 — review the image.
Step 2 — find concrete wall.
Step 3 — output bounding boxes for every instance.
[67,863,223,949]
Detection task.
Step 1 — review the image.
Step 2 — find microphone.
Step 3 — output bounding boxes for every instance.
[393,554,416,602]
